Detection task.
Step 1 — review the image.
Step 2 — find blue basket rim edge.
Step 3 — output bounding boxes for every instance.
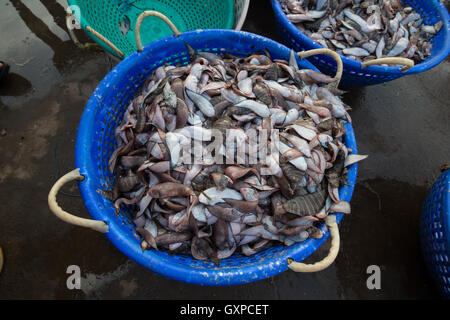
[271,0,450,76]
[420,169,450,297]
[423,169,450,253]
[441,169,450,252]
[74,29,359,286]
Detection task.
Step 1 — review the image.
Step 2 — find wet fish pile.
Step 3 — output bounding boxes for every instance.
[103,44,366,263]
[280,0,442,63]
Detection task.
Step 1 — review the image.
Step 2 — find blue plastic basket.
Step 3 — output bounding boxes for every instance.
[74,29,359,286]
[420,169,450,298]
[271,0,450,87]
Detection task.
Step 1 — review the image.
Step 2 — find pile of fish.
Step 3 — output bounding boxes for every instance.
[103,43,367,264]
[280,0,442,63]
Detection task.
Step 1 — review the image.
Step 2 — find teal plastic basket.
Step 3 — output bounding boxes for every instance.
[67,0,250,59]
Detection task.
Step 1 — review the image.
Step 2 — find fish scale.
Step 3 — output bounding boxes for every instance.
[283,189,327,216]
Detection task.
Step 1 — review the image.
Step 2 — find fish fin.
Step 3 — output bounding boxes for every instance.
[344,154,368,167]
[263,48,272,59]
[184,41,197,62]
[289,49,299,70]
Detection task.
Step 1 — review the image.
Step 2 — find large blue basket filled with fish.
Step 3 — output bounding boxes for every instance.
[420,168,450,298]
[271,0,450,87]
[48,26,360,285]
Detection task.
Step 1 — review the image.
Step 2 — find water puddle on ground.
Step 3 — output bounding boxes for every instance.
[0,0,108,110]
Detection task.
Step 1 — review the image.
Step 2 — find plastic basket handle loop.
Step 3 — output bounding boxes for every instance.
[85,26,125,58]
[66,13,125,58]
[66,13,102,52]
[297,49,343,88]
[135,11,181,53]
[287,215,340,272]
[361,57,414,72]
[48,169,109,233]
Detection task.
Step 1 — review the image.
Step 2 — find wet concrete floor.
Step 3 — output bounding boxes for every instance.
[0,0,448,299]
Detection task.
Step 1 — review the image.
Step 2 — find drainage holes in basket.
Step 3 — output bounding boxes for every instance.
[443,255,449,263]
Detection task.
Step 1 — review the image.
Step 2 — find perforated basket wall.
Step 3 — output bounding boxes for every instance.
[68,0,249,58]
[75,30,359,286]
[271,0,450,87]
[420,169,450,298]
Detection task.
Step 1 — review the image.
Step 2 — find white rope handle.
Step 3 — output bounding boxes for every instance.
[287,215,340,272]
[297,49,343,88]
[66,13,125,58]
[135,11,181,52]
[66,13,100,51]
[86,26,125,58]
[48,169,109,233]
[361,57,414,72]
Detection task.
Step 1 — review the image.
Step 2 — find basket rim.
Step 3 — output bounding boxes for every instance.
[271,0,450,76]
[235,0,251,31]
[420,168,450,297]
[74,29,358,286]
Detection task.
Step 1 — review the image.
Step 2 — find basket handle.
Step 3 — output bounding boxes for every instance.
[361,57,414,72]
[66,13,125,58]
[48,169,109,233]
[135,11,181,52]
[297,49,343,88]
[287,215,339,272]
[86,26,125,58]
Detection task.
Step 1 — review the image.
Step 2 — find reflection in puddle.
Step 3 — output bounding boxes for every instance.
[9,0,74,71]
[0,0,105,109]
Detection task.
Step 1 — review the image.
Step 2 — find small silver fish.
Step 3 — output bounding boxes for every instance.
[119,15,131,36]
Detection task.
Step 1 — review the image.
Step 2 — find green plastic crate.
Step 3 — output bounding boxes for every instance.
[68,0,243,59]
